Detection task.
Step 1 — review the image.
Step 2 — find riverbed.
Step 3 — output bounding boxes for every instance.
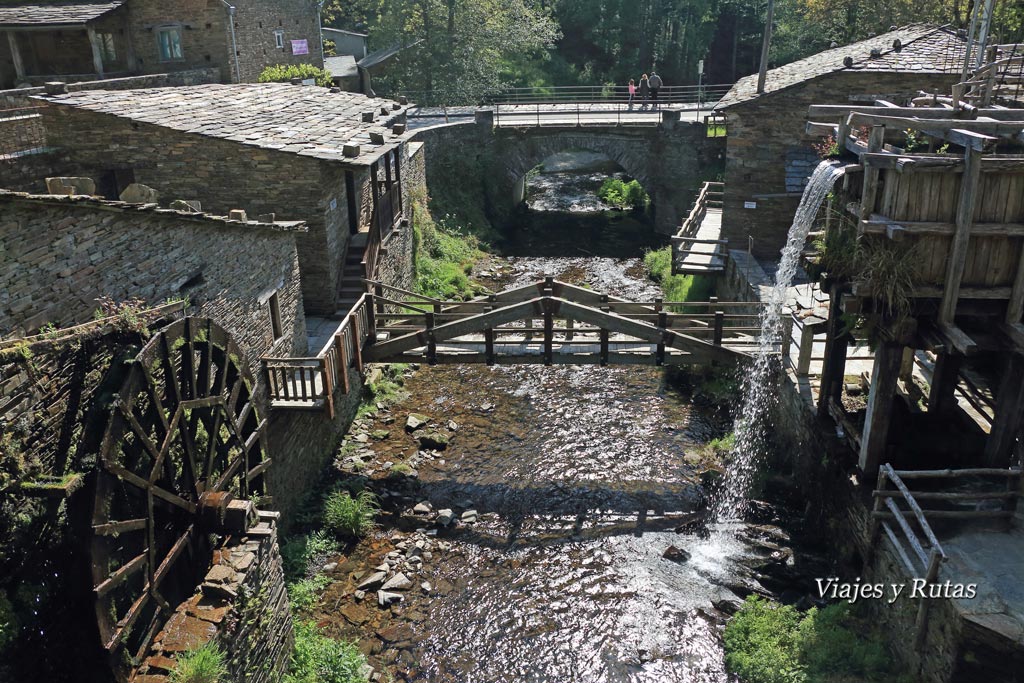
[308,159,820,683]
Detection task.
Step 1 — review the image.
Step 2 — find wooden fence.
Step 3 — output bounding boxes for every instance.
[671,181,726,274]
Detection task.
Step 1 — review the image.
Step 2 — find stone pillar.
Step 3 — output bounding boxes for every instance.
[927,351,962,416]
[6,31,25,83]
[660,109,680,130]
[86,26,105,80]
[475,108,495,127]
[984,353,1024,468]
[859,342,903,474]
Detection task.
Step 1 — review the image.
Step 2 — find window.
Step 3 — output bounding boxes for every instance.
[274,29,285,49]
[268,292,283,341]
[157,26,184,62]
[97,32,116,63]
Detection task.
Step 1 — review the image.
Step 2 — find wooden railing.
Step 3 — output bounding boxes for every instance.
[261,294,375,417]
[671,181,726,273]
[869,464,1022,645]
[362,185,401,284]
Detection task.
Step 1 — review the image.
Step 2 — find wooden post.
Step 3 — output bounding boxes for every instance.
[336,333,350,394]
[713,310,725,347]
[565,316,574,342]
[365,294,377,339]
[781,314,795,363]
[6,32,25,83]
[352,317,364,374]
[320,357,334,419]
[818,287,849,417]
[860,125,885,219]
[484,326,495,366]
[425,311,437,365]
[600,328,609,366]
[657,311,668,365]
[796,322,815,376]
[928,352,962,415]
[941,147,983,324]
[984,353,1024,467]
[543,300,554,366]
[864,468,888,565]
[899,347,915,382]
[86,27,106,79]
[914,548,942,648]
[755,0,775,95]
[859,342,903,474]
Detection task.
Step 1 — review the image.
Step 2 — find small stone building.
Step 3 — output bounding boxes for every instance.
[0,0,324,89]
[0,189,308,368]
[715,25,965,258]
[36,82,414,315]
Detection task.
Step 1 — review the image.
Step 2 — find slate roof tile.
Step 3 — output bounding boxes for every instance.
[0,1,125,27]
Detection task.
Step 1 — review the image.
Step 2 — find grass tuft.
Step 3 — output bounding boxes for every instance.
[322,490,379,540]
[169,641,228,683]
[286,621,368,683]
[643,247,715,307]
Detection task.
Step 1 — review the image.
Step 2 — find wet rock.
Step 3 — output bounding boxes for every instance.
[447,420,459,431]
[377,590,404,607]
[406,414,431,431]
[413,501,432,514]
[421,581,432,593]
[353,433,370,443]
[340,603,369,626]
[712,589,744,614]
[377,623,414,644]
[382,573,413,591]
[354,590,366,602]
[322,562,338,572]
[417,431,449,450]
[372,429,391,441]
[662,545,691,563]
[461,509,479,524]
[358,571,388,591]
[437,509,455,526]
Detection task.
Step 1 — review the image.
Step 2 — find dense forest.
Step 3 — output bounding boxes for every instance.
[322,0,1024,103]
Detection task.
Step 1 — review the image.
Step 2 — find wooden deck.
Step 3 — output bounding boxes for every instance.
[672,182,727,275]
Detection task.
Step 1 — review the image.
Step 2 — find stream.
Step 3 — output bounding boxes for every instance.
[312,153,831,683]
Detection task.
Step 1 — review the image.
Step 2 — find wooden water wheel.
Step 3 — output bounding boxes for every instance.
[89,318,270,679]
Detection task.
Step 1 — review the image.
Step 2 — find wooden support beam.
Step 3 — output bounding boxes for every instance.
[1007,240,1024,324]
[795,321,815,376]
[984,353,1024,467]
[86,26,105,79]
[818,288,850,418]
[859,342,903,474]
[927,351,962,415]
[860,126,885,219]
[940,148,983,324]
[6,31,24,82]
[860,216,1024,237]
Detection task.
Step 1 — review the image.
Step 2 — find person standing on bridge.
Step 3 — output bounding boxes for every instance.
[649,71,663,109]
[627,78,636,109]
[638,74,650,109]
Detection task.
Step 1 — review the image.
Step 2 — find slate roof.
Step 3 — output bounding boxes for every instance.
[325,55,358,80]
[37,83,411,166]
[717,25,965,110]
[0,1,125,27]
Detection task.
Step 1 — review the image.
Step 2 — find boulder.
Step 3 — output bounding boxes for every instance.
[662,545,691,563]
[405,413,430,431]
[46,176,95,196]
[413,501,432,514]
[357,571,387,591]
[119,183,159,204]
[436,509,455,526]
[377,590,403,607]
[461,509,479,524]
[417,431,449,450]
[381,573,413,591]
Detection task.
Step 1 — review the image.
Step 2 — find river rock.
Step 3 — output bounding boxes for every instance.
[417,431,449,450]
[461,509,479,523]
[377,590,404,607]
[447,420,459,431]
[421,581,432,593]
[322,562,338,572]
[413,501,432,514]
[662,545,691,563]
[382,573,413,591]
[354,590,366,602]
[406,413,430,431]
[358,571,388,591]
[437,509,455,526]
[372,429,391,440]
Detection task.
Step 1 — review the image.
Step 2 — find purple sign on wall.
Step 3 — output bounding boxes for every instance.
[291,39,309,55]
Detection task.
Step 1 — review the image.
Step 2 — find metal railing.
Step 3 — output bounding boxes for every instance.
[261,294,374,417]
[398,83,731,107]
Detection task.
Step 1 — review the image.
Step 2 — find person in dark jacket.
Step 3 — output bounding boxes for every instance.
[648,71,663,108]
[638,74,650,109]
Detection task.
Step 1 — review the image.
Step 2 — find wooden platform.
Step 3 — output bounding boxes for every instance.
[672,182,727,275]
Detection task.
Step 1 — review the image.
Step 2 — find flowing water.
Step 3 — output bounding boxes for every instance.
[317,159,833,683]
[711,160,846,526]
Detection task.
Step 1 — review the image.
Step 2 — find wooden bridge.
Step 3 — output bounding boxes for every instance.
[261,278,767,414]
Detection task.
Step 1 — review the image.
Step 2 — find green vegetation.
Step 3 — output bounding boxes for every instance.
[258,64,333,88]
[288,575,331,613]
[413,201,485,300]
[598,178,649,210]
[358,364,409,418]
[707,122,727,138]
[643,246,715,306]
[322,490,379,540]
[169,642,229,683]
[723,596,907,683]
[286,621,368,683]
[281,530,339,580]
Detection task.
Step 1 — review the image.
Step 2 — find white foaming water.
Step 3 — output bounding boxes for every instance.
[710,160,847,530]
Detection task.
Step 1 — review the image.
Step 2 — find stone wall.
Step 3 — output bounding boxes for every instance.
[721,71,959,258]
[230,0,324,83]
[39,103,351,314]
[134,512,293,683]
[0,192,307,373]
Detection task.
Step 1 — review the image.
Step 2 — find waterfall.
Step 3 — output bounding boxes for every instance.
[711,160,847,526]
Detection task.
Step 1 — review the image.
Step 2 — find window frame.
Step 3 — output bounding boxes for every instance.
[97,31,117,64]
[274,29,285,50]
[156,25,184,62]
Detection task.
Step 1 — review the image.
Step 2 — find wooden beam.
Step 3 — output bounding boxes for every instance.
[941,148,983,324]
[861,153,1024,173]
[860,126,885,219]
[808,104,981,119]
[859,342,903,474]
[927,351,963,415]
[1006,240,1024,324]
[6,31,24,82]
[86,26,105,79]
[860,216,1024,237]
[984,353,1024,468]
[847,112,1015,137]
[938,323,978,355]
[818,288,850,417]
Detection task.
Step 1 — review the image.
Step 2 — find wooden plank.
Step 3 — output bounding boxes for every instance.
[881,521,918,575]
[859,343,903,474]
[860,126,885,219]
[881,464,946,557]
[94,550,147,597]
[892,467,1021,478]
[874,490,1017,500]
[984,353,1024,467]
[941,148,983,323]
[884,497,929,569]
[928,351,963,415]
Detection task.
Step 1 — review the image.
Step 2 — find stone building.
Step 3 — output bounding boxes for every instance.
[0,189,308,369]
[714,25,965,258]
[36,82,413,315]
[0,0,324,89]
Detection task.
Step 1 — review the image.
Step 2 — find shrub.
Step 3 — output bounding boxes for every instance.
[281,530,339,580]
[643,247,715,308]
[413,207,484,300]
[723,596,906,683]
[288,575,331,614]
[598,177,649,209]
[169,641,228,683]
[322,490,378,540]
[286,621,368,683]
[258,63,332,88]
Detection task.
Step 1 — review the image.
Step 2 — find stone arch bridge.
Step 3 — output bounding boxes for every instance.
[412,117,726,235]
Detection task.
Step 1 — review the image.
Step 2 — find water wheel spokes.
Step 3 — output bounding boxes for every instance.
[90,318,269,680]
